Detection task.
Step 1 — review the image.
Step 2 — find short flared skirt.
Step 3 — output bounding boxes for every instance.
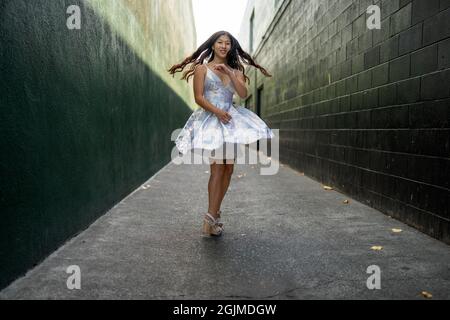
[207,142,241,164]
[175,103,275,161]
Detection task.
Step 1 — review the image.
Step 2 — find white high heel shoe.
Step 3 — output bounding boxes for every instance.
[202,213,223,237]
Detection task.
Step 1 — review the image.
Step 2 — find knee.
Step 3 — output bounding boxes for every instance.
[224,165,234,176]
[211,165,226,177]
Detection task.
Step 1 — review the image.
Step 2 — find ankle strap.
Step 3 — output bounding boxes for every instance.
[205,213,217,222]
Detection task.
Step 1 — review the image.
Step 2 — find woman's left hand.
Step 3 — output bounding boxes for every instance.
[213,64,233,76]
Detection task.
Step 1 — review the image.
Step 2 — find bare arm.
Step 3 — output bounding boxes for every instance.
[229,69,247,99]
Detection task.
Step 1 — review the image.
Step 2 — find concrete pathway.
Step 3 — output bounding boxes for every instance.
[1,155,449,299]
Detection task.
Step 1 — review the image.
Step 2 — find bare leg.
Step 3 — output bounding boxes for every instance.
[218,162,234,206]
[208,160,226,218]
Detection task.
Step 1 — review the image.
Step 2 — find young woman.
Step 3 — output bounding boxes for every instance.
[168,31,274,237]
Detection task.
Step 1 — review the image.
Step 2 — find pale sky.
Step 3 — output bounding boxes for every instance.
[192,0,248,47]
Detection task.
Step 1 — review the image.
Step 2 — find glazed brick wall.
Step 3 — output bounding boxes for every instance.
[240,0,450,243]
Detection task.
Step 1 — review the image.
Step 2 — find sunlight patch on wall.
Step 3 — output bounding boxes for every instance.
[85,0,198,110]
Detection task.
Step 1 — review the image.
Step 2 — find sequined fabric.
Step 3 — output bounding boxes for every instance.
[175,65,275,157]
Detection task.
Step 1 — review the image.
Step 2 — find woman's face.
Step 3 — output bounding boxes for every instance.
[212,35,231,58]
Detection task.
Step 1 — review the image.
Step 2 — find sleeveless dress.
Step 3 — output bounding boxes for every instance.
[174,64,275,163]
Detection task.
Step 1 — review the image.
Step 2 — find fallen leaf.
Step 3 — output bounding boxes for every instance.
[323,185,333,190]
[421,291,432,299]
[343,199,349,204]
[392,228,402,233]
[371,246,383,251]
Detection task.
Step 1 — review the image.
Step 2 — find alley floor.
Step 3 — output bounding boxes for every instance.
[1,154,450,299]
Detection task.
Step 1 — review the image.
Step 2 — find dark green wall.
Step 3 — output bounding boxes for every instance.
[0,0,195,289]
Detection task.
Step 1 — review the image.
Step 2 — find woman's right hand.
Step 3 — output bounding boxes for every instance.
[214,108,232,124]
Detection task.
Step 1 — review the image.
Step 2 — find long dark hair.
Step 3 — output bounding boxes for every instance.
[168,31,272,84]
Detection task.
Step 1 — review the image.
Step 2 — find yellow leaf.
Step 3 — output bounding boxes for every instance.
[392,228,402,233]
[421,291,432,298]
[371,246,383,251]
[323,185,333,190]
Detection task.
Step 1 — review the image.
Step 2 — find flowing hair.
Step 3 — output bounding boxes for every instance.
[167,31,272,84]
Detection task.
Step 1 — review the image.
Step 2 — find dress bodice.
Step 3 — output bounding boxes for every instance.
[203,65,235,109]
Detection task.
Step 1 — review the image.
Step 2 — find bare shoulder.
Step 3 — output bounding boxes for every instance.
[193,64,207,84]
[194,64,207,74]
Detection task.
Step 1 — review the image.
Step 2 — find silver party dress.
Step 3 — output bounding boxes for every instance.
[175,65,274,160]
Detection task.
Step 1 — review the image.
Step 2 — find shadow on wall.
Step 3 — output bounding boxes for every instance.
[0,0,193,289]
